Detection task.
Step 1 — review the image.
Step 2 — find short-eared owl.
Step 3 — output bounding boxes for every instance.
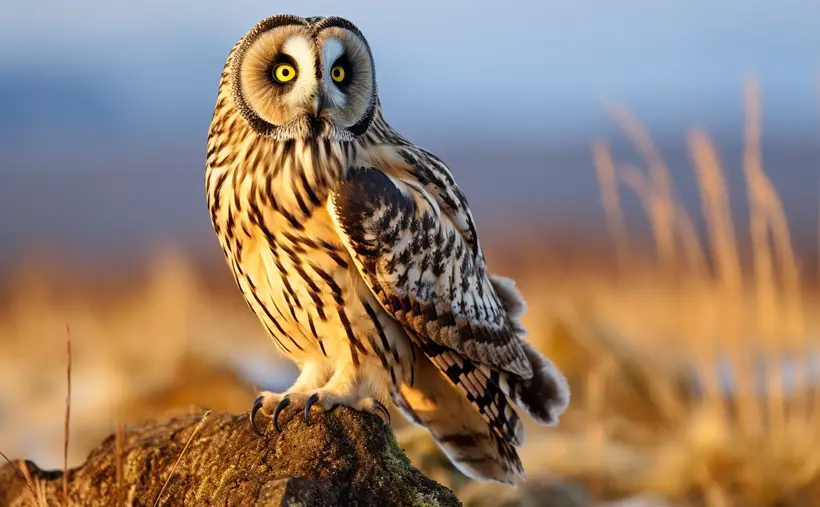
[205,14,569,484]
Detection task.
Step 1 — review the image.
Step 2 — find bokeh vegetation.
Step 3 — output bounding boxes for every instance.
[2,78,819,506]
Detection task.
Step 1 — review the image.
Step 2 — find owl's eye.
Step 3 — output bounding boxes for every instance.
[273,63,297,83]
[330,65,346,83]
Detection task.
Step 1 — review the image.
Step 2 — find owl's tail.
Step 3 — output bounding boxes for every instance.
[392,347,524,485]
[488,274,570,426]
[391,275,569,485]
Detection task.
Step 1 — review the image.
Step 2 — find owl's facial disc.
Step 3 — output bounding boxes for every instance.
[231,16,320,138]
[231,15,377,140]
[311,19,378,138]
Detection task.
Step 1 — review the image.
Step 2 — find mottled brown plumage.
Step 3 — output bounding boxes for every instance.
[205,14,569,484]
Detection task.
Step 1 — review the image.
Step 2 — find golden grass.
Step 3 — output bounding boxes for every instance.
[543,76,820,506]
[593,140,631,273]
[1,451,42,506]
[62,325,71,507]
[152,410,211,507]
[1,324,74,507]
[1,315,217,506]
[1,78,819,506]
[0,248,279,470]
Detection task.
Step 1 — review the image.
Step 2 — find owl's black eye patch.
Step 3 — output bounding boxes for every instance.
[329,55,352,89]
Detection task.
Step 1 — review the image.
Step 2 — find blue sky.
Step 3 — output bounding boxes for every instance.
[3,0,819,140]
[1,1,820,257]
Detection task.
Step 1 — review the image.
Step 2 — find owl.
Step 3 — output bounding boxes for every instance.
[205,14,569,484]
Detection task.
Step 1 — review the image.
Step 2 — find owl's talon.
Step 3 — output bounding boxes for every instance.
[273,396,291,432]
[373,400,391,427]
[304,392,320,425]
[250,395,266,437]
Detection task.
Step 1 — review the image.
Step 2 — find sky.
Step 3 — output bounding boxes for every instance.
[1,0,819,260]
[3,0,820,140]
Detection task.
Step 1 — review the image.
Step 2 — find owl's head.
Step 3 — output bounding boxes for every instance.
[228,15,378,141]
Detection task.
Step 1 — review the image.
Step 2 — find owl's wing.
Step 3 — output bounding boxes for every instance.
[328,165,532,378]
[395,146,483,260]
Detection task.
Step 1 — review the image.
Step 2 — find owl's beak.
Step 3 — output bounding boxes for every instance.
[311,94,324,117]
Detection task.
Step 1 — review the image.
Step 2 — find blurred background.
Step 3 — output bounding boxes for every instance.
[2,1,820,506]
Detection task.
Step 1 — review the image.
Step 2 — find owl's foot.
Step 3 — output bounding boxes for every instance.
[249,390,390,436]
[249,391,307,435]
[303,392,391,427]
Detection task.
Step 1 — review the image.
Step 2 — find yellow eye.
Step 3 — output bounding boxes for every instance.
[273,63,297,83]
[330,65,346,83]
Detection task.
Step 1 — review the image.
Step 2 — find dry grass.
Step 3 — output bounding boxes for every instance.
[152,409,211,507]
[523,77,820,506]
[454,77,820,506]
[0,248,283,471]
[1,323,74,507]
[62,325,71,507]
[114,418,124,507]
[1,450,42,506]
[1,315,217,506]
[1,78,819,506]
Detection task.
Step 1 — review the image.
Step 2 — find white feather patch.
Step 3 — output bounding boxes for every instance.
[321,37,347,108]
[322,37,345,69]
[282,36,317,107]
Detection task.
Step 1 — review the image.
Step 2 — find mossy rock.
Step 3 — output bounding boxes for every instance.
[0,406,461,506]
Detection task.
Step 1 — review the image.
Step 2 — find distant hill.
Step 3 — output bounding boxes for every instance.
[0,69,123,135]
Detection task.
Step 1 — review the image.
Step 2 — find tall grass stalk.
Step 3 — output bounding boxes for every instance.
[591,77,814,505]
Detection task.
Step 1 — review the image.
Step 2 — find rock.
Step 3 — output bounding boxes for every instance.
[0,405,461,506]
